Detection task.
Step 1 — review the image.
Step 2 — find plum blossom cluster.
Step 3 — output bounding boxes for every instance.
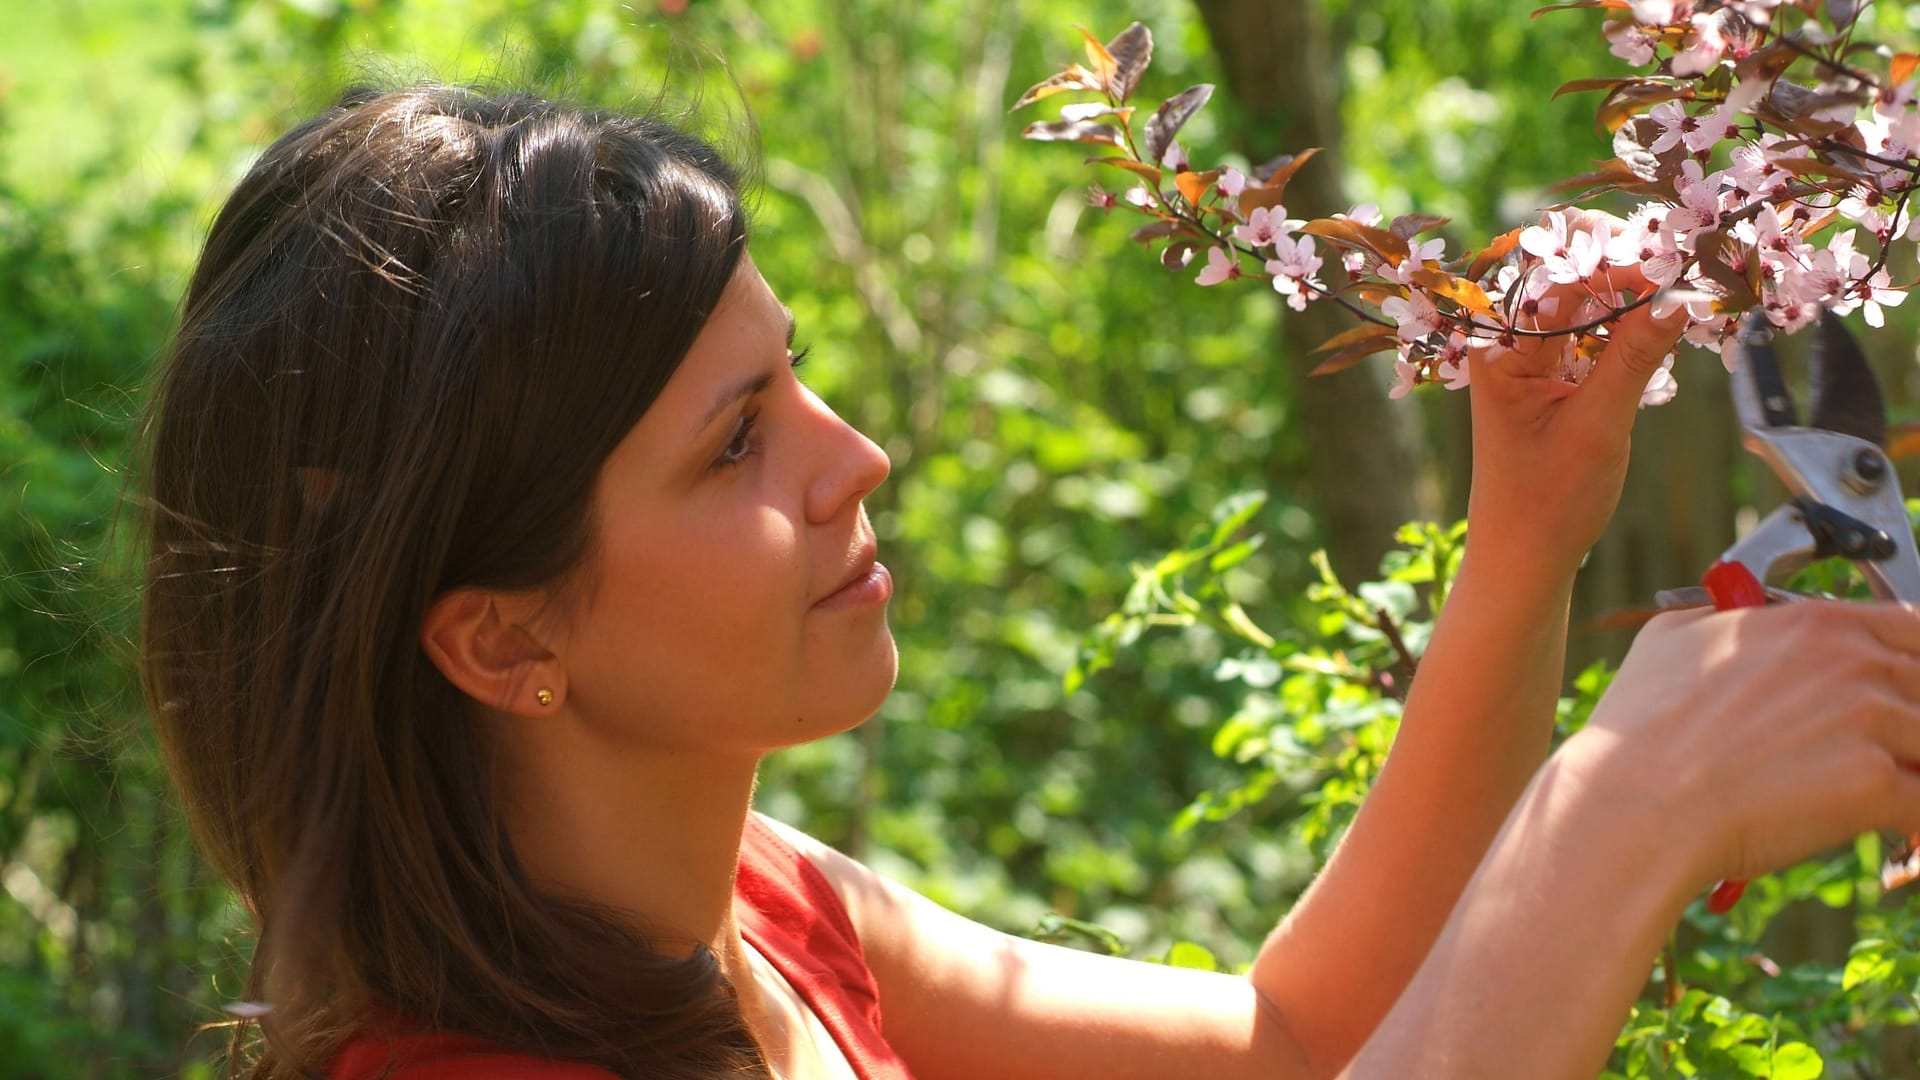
[1019,5,1920,403]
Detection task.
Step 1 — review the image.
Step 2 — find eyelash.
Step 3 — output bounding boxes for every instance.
[713,346,811,471]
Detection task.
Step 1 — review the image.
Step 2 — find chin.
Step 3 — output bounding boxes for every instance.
[783,629,897,749]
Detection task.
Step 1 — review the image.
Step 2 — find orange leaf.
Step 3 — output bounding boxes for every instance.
[1301,218,1411,263]
[1012,65,1106,111]
[1254,147,1320,189]
[1408,268,1495,316]
[1238,184,1293,216]
[1888,420,1920,461]
[1086,156,1164,185]
[1175,168,1221,206]
[1313,323,1402,353]
[1077,26,1117,88]
[1466,227,1525,282]
[1895,53,1920,88]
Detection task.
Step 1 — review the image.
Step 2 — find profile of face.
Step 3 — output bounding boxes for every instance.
[536,256,897,759]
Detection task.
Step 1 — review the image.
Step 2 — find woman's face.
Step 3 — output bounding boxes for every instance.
[551,257,896,757]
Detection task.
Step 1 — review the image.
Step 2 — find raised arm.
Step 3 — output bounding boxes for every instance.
[1252,293,1686,1071]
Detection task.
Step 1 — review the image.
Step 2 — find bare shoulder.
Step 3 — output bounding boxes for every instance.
[746,813,1307,1080]
[750,813,917,932]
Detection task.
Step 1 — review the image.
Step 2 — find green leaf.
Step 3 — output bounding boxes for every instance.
[1769,1041,1823,1080]
[1163,941,1221,970]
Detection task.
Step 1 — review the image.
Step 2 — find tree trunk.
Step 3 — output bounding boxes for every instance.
[1190,0,1435,582]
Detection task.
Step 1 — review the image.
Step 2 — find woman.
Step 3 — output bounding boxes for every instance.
[138,84,1920,1079]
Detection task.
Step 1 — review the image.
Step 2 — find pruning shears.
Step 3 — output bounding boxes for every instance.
[1654,310,1920,911]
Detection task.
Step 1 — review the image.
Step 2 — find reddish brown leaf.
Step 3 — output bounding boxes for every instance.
[1732,41,1798,88]
[1301,218,1411,262]
[1305,338,1397,376]
[1553,76,1653,99]
[1238,184,1293,216]
[1390,213,1451,241]
[1021,120,1126,147]
[1531,0,1629,13]
[1596,82,1696,134]
[1130,220,1182,244]
[1612,116,1689,183]
[1408,268,1495,316]
[1467,227,1525,282]
[1895,53,1920,88]
[1104,22,1154,103]
[1086,156,1164,185]
[1175,169,1221,206]
[1012,65,1105,111]
[1693,231,1761,311]
[1161,240,1197,271]
[1310,338,1398,377]
[1313,323,1402,353]
[1146,84,1214,165]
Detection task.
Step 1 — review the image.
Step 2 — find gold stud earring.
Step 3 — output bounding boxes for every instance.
[535,688,555,707]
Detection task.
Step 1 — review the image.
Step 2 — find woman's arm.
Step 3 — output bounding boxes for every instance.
[1254,292,1688,1072]
[1249,552,1576,1073]
[783,600,1920,1080]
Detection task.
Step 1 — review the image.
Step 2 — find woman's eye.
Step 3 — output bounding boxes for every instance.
[714,411,759,470]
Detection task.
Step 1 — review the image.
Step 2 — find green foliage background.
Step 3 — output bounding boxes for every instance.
[2,1,1919,1075]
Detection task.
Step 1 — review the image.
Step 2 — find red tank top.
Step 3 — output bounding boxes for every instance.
[328,813,915,1079]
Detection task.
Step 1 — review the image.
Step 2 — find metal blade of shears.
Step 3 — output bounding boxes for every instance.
[1807,310,1887,447]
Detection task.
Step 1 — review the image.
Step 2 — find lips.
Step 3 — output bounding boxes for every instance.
[817,543,878,605]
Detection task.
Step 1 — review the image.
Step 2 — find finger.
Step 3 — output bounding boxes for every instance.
[1851,602,1920,659]
[1569,299,1687,426]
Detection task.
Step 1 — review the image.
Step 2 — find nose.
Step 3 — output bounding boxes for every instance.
[801,386,891,526]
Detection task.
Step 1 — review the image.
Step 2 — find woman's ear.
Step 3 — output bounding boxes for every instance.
[419,588,564,717]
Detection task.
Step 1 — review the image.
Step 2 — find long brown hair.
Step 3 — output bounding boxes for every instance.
[136,84,768,1078]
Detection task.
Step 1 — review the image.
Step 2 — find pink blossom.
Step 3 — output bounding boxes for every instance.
[1607,20,1657,66]
[1266,235,1325,311]
[1639,355,1679,408]
[1196,245,1240,286]
[1336,202,1384,227]
[1685,104,1735,153]
[1159,139,1190,172]
[1435,333,1472,390]
[1389,236,1446,284]
[1381,291,1443,341]
[1629,0,1676,23]
[1389,357,1420,400]
[1851,268,1906,328]
[1232,205,1301,249]
[1604,205,1684,287]
[1728,137,1789,198]
[1523,211,1609,285]
[1671,11,1728,76]
[1215,167,1247,199]
[1519,210,1573,261]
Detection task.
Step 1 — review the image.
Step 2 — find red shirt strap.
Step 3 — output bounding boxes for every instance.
[734,813,916,1080]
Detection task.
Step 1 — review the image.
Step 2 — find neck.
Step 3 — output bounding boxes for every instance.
[496,719,761,962]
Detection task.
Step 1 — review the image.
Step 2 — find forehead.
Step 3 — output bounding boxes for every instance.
[600,258,786,466]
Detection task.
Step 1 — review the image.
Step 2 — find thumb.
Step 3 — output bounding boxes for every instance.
[1575,300,1687,424]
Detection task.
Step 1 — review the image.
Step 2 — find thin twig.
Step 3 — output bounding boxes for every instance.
[1373,606,1420,687]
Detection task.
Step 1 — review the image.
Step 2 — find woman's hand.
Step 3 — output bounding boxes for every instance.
[1561,600,1920,888]
[1464,210,1687,581]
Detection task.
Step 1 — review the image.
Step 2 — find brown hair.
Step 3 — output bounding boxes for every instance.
[136,84,767,1077]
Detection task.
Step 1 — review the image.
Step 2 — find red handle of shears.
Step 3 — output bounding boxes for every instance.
[1701,559,1768,913]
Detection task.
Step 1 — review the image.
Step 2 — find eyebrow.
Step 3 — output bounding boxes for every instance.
[692,307,799,438]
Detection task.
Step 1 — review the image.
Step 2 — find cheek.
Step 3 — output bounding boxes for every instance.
[576,500,806,721]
